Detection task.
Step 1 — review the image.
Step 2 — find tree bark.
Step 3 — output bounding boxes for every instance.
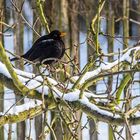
[68,1,82,140]
[0,0,5,139]
[13,1,25,139]
[106,1,114,140]
[123,0,132,140]
[31,0,43,139]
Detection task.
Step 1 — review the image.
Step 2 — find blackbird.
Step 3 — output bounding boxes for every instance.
[10,30,66,65]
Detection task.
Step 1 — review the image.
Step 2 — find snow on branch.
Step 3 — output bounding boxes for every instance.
[73,46,140,86]
[0,101,43,126]
[0,43,140,126]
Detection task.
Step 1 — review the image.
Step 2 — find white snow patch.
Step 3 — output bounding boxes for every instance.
[80,96,120,118]
[77,46,140,84]
[35,85,49,95]
[1,100,42,115]
[63,90,80,101]
[0,62,11,78]
[15,68,58,85]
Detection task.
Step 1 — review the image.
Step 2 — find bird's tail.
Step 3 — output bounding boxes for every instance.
[10,57,19,61]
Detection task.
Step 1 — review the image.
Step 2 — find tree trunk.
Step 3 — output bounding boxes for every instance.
[123,0,132,140]
[13,1,25,140]
[0,1,5,139]
[106,1,114,140]
[86,1,100,140]
[69,0,80,75]
[68,1,82,140]
[31,1,43,139]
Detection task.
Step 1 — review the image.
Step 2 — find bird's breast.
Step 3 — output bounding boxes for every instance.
[52,40,65,58]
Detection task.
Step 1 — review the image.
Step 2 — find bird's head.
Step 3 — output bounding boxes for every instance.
[49,30,66,40]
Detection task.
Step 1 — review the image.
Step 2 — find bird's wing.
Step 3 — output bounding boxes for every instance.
[22,35,51,57]
[22,38,55,61]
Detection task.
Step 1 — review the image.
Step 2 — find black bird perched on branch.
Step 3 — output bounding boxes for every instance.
[10,30,66,65]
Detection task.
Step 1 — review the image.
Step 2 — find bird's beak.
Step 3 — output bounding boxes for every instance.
[60,32,66,37]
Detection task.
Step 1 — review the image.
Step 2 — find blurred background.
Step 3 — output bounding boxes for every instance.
[0,0,140,140]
